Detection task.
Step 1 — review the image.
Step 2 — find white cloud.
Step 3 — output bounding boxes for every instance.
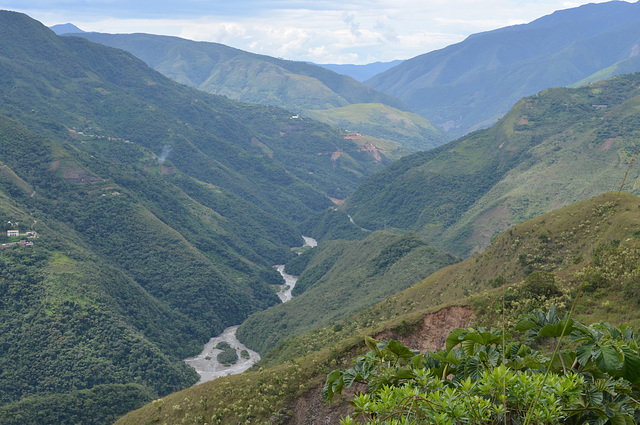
[2,0,628,64]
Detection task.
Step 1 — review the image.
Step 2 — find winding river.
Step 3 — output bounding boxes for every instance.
[184,236,316,384]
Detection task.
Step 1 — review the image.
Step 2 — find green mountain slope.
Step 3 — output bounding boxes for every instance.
[0,10,408,422]
[344,73,640,256]
[235,232,458,354]
[70,32,405,111]
[570,55,640,88]
[366,1,640,137]
[304,103,450,152]
[114,192,640,425]
[65,32,450,153]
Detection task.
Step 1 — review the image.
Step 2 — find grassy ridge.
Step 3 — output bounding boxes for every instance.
[68,32,451,155]
[71,32,406,111]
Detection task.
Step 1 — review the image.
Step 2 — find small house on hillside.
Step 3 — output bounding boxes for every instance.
[7,230,19,237]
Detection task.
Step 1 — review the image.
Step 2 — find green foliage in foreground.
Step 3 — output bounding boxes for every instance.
[325,310,640,424]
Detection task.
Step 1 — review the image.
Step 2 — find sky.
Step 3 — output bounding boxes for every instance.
[0,0,621,64]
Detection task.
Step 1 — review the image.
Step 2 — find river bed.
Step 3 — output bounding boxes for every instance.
[183,325,260,384]
[184,235,316,384]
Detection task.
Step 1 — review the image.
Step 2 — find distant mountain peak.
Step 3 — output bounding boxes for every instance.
[49,23,85,34]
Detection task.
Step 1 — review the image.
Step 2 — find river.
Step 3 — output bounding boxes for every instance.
[184,235,316,384]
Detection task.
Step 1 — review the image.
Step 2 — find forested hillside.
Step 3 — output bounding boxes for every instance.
[344,73,640,256]
[64,32,450,153]
[0,10,404,422]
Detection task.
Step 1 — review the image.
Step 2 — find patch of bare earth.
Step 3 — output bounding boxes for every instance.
[287,306,474,424]
[358,142,384,162]
[331,151,345,162]
[61,167,101,184]
[374,305,474,352]
[599,137,616,151]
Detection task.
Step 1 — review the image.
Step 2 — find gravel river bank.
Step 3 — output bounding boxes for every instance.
[184,236,316,384]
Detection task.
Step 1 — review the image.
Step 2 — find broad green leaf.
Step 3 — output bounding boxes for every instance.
[537,320,574,338]
[365,336,382,357]
[583,385,604,406]
[353,357,377,380]
[394,367,415,380]
[445,328,467,351]
[619,347,640,383]
[577,343,594,366]
[515,319,538,332]
[445,348,461,365]
[323,370,343,401]
[385,339,415,360]
[465,356,482,381]
[595,343,622,374]
[411,354,425,370]
[461,338,478,356]
[342,370,361,388]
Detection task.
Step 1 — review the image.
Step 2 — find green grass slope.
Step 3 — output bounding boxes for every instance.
[115,192,640,425]
[304,103,450,153]
[235,232,458,354]
[345,73,640,256]
[570,55,640,88]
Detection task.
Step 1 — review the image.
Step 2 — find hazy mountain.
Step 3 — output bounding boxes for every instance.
[366,1,640,137]
[344,72,640,256]
[49,22,85,34]
[317,60,404,82]
[63,32,449,152]
[303,103,450,153]
[0,10,404,422]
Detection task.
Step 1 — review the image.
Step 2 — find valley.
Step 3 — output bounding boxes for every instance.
[184,236,316,382]
[1,3,640,424]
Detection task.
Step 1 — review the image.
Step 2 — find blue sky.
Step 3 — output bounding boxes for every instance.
[1,0,620,64]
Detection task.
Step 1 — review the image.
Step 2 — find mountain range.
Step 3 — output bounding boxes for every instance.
[62,31,449,153]
[344,72,640,256]
[366,0,640,137]
[2,2,640,424]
